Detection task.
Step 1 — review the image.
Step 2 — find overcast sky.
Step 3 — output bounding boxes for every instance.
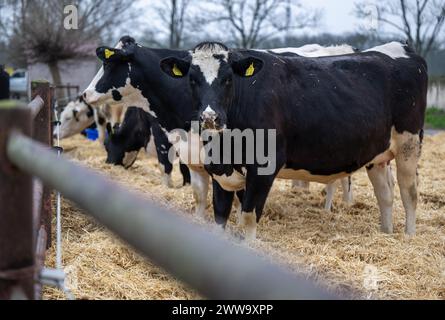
[300,0,362,34]
[135,0,367,36]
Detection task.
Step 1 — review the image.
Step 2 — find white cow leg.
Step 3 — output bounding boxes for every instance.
[324,181,338,212]
[341,177,353,205]
[240,211,257,242]
[97,123,106,144]
[190,171,209,219]
[292,180,310,189]
[233,195,243,226]
[367,164,395,234]
[162,173,173,188]
[394,133,421,236]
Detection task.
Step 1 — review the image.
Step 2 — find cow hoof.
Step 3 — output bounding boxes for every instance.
[162,174,173,188]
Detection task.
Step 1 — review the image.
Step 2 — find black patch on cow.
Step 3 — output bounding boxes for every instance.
[112,90,122,101]
[98,116,106,126]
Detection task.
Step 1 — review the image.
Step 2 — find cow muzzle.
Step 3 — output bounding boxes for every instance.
[83,90,104,106]
[200,107,223,131]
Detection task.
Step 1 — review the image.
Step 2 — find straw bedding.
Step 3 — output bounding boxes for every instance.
[44,133,445,300]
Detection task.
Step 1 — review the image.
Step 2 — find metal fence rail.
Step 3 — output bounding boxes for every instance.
[5,131,338,300]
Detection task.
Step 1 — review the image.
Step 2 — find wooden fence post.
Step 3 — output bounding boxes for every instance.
[0,101,35,300]
[31,81,53,248]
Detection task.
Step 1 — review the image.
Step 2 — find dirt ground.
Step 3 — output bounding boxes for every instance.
[43,133,445,300]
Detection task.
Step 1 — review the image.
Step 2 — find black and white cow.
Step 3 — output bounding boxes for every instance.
[57,96,102,140]
[83,36,359,217]
[160,41,428,240]
[104,106,191,186]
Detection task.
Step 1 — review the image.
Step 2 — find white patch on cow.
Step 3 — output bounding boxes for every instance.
[123,151,138,169]
[204,106,216,114]
[213,171,246,192]
[145,130,157,159]
[58,100,95,139]
[86,77,157,120]
[191,45,228,85]
[364,42,409,60]
[264,44,355,57]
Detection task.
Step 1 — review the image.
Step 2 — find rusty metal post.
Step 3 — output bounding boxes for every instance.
[0,101,35,300]
[31,81,53,248]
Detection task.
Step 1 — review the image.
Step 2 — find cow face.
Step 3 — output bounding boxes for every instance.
[83,38,147,110]
[57,97,95,139]
[104,107,151,169]
[160,43,264,133]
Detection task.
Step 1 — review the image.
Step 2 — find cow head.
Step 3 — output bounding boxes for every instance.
[104,107,151,169]
[83,36,147,110]
[56,96,95,139]
[160,42,264,133]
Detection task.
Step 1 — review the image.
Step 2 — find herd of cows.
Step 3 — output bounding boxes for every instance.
[57,36,428,241]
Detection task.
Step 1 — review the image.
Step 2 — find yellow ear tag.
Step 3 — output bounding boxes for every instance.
[105,49,115,59]
[172,64,183,77]
[245,63,255,77]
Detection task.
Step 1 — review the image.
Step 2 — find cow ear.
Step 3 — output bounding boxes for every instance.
[160,57,190,78]
[96,46,134,63]
[231,57,264,78]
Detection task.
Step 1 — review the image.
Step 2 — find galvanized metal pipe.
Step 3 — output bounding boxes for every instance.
[7,132,338,300]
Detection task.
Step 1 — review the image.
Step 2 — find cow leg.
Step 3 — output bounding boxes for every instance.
[190,170,210,219]
[292,180,310,189]
[94,110,106,144]
[96,121,106,144]
[324,181,338,212]
[179,161,191,186]
[240,174,276,241]
[233,190,245,225]
[394,132,421,236]
[341,177,353,205]
[152,125,174,188]
[159,162,173,188]
[212,180,235,229]
[367,164,395,234]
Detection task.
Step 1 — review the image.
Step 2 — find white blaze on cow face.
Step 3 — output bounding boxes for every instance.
[191,44,229,85]
[364,42,409,60]
[57,100,95,139]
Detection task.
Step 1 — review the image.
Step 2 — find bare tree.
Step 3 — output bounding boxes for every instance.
[162,0,191,49]
[207,0,321,48]
[2,0,135,85]
[355,0,445,57]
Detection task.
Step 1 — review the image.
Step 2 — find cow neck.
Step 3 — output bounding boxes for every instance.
[137,48,192,132]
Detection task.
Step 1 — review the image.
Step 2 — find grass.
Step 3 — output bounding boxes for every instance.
[425,107,445,130]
